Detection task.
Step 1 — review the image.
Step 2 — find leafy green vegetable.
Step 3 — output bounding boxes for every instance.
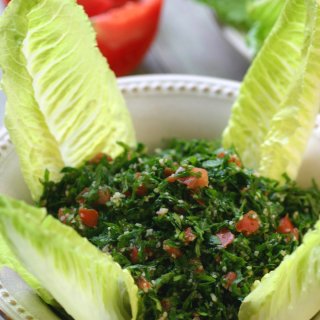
[0,195,139,320]
[223,0,320,181]
[197,0,287,55]
[197,0,253,30]
[239,220,320,320]
[0,234,54,305]
[0,267,60,320]
[0,0,136,200]
[259,0,320,180]
[247,0,285,53]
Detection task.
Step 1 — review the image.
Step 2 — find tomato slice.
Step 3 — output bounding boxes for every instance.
[92,0,163,76]
[77,0,133,17]
[2,0,163,76]
[216,228,235,248]
[79,208,99,227]
[236,210,260,236]
[277,214,299,240]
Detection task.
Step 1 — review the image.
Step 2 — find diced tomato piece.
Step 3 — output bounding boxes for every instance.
[144,247,154,258]
[217,151,225,158]
[79,208,99,227]
[136,276,152,293]
[166,175,177,183]
[134,172,148,196]
[89,152,112,164]
[164,167,175,177]
[216,228,235,248]
[223,272,237,289]
[277,214,299,241]
[163,244,182,259]
[190,259,204,274]
[195,198,205,206]
[167,167,209,190]
[228,154,242,167]
[124,190,132,197]
[58,208,70,224]
[184,227,197,244]
[130,246,139,263]
[137,187,147,196]
[236,210,260,236]
[96,188,111,204]
[180,168,209,189]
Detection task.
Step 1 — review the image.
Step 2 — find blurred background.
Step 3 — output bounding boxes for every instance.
[0,0,253,126]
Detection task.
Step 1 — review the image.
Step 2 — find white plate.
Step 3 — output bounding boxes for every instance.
[0,74,239,202]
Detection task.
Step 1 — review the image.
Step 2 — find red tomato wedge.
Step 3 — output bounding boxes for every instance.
[216,228,235,248]
[79,208,99,227]
[2,0,163,76]
[77,0,134,17]
[92,0,163,76]
[277,214,299,240]
[236,210,260,236]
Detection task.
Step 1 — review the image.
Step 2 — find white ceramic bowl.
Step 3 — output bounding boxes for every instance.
[0,74,239,202]
[1,74,320,201]
[0,74,320,319]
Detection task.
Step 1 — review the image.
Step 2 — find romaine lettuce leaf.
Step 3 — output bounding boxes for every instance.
[259,0,320,179]
[0,267,60,320]
[0,195,54,305]
[247,0,285,53]
[0,0,136,200]
[239,220,320,320]
[197,0,253,30]
[0,234,54,306]
[223,0,320,181]
[0,195,139,320]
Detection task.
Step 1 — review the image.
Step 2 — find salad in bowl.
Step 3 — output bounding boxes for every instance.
[1,0,320,319]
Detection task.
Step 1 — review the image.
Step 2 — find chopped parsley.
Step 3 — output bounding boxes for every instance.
[40,140,320,320]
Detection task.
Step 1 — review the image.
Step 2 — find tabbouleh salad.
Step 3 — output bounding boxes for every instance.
[40,139,320,320]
